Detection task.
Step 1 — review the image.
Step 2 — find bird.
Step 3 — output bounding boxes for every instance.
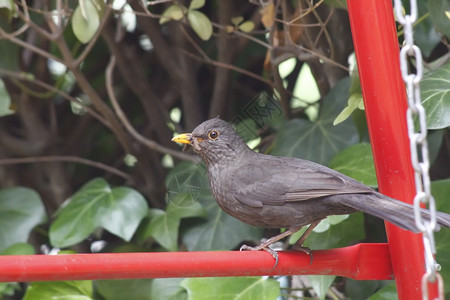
[171,117,450,265]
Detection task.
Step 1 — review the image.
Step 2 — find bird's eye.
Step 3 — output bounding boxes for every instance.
[208,130,219,140]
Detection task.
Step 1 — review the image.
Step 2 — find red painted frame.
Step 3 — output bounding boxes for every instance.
[347,0,439,298]
[0,0,440,299]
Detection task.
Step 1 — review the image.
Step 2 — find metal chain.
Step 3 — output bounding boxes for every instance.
[393,1,444,299]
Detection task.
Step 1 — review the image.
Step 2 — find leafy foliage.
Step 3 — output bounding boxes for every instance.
[421,61,450,129]
[23,281,93,300]
[272,78,359,165]
[329,143,377,187]
[49,178,148,248]
[180,277,280,300]
[0,187,46,251]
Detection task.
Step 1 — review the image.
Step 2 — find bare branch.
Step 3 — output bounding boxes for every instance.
[0,68,111,128]
[106,56,200,163]
[0,156,133,182]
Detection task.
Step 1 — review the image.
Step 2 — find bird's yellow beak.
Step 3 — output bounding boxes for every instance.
[171,133,192,144]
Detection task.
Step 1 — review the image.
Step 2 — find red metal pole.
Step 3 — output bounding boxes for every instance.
[0,244,391,282]
[346,1,438,299]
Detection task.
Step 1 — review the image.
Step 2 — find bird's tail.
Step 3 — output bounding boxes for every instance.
[338,193,450,233]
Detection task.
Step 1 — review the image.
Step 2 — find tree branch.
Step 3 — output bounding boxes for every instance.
[105,56,200,163]
[0,156,133,182]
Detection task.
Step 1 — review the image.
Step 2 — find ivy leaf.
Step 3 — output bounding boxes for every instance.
[420,61,450,129]
[329,143,377,187]
[151,278,186,300]
[96,279,153,300]
[428,0,450,38]
[272,77,359,165]
[0,243,35,255]
[289,213,365,249]
[23,281,93,300]
[187,10,213,41]
[180,277,280,300]
[160,4,184,24]
[71,0,100,44]
[307,275,336,300]
[141,200,204,252]
[0,187,46,251]
[49,178,148,248]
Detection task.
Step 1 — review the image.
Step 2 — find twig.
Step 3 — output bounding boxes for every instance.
[0,68,111,129]
[180,49,274,88]
[105,56,200,163]
[0,26,64,64]
[0,156,133,182]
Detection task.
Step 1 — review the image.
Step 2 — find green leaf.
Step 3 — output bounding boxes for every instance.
[0,79,14,117]
[329,143,378,187]
[0,282,19,298]
[289,212,365,249]
[0,187,46,251]
[187,10,213,41]
[0,242,35,255]
[143,202,204,252]
[428,0,450,38]
[420,61,450,129]
[167,162,262,251]
[307,275,335,300]
[432,179,450,294]
[49,178,148,248]
[72,0,100,44]
[160,5,184,24]
[346,279,391,300]
[413,0,441,57]
[238,21,255,32]
[96,279,153,300]
[140,163,206,251]
[333,93,364,125]
[272,77,359,165]
[23,281,93,300]
[0,0,15,22]
[367,282,398,300]
[180,277,280,300]
[312,215,349,233]
[189,0,205,10]
[151,278,187,300]
[231,16,244,26]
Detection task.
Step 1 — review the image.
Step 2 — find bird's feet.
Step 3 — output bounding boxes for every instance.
[292,244,313,264]
[240,244,279,268]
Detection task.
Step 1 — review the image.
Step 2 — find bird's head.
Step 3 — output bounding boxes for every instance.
[171,118,250,165]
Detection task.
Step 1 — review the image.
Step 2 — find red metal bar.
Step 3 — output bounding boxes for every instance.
[346,1,438,299]
[0,244,392,282]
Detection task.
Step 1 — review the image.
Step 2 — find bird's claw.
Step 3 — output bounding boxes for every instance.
[240,244,279,269]
[293,245,313,264]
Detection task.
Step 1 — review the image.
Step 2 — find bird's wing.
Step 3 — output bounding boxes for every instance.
[231,155,373,207]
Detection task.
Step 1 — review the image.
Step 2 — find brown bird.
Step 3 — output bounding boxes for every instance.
[172,118,450,264]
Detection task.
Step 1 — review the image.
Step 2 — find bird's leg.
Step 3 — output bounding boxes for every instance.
[240,226,302,268]
[292,220,321,264]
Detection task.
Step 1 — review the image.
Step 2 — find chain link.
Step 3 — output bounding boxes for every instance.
[393,0,443,299]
